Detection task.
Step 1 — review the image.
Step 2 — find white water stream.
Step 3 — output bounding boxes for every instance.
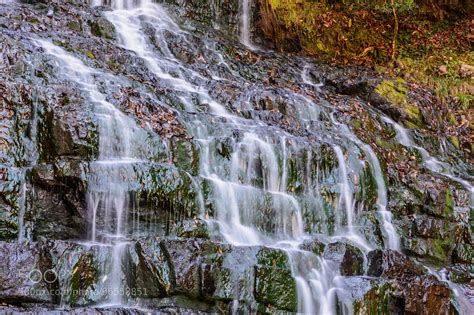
[382,115,473,205]
[240,0,255,49]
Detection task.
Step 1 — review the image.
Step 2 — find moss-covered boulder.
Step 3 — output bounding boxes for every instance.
[373,79,424,128]
[254,265,297,312]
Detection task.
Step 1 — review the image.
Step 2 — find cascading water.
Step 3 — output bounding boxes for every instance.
[382,115,474,206]
[331,115,400,250]
[35,38,160,305]
[98,1,394,312]
[31,0,405,312]
[240,0,255,49]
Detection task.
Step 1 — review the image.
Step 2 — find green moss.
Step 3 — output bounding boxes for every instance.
[357,164,378,207]
[375,79,424,127]
[444,189,454,218]
[404,104,421,121]
[84,51,95,60]
[354,282,394,315]
[430,237,454,263]
[257,247,289,269]
[375,80,408,106]
[67,21,82,32]
[254,266,297,312]
[449,136,460,149]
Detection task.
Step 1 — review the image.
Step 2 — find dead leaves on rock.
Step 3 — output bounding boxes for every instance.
[119,87,188,140]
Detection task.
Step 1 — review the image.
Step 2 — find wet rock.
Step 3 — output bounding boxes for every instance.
[445,264,471,284]
[256,246,290,269]
[0,241,52,304]
[175,219,210,239]
[88,17,116,40]
[353,281,405,315]
[367,249,424,279]
[162,0,241,35]
[44,240,113,306]
[451,241,473,264]
[401,276,456,315]
[161,238,230,298]
[170,138,200,176]
[356,276,457,315]
[128,238,173,298]
[371,79,424,128]
[411,215,451,239]
[254,266,297,312]
[323,242,364,276]
[300,238,326,255]
[29,163,88,240]
[358,212,386,248]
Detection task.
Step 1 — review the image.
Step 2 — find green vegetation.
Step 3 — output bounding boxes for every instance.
[261,0,473,103]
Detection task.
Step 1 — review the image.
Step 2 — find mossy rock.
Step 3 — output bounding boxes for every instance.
[129,239,173,298]
[69,253,98,305]
[256,247,290,269]
[323,242,364,276]
[88,18,116,40]
[374,79,424,127]
[254,265,297,312]
[353,282,403,315]
[175,219,210,239]
[300,238,326,256]
[403,236,455,265]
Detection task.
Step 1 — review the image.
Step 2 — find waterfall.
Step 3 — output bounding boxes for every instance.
[35,38,150,305]
[30,0,405,312]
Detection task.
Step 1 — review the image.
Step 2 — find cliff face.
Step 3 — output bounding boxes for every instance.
[0,0,472,314]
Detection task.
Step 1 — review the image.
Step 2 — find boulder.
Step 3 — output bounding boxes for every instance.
[323,242,364,276]
[367,249,424,279]
[127,238,173,298]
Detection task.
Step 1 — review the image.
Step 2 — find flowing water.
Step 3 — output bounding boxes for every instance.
[382,115,474,206]
[33,0,407,312]
[240,0,255,49]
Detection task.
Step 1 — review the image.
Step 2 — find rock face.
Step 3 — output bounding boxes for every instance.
[0,242,52,304]
[357,249,458,315]
[0,0,471,314]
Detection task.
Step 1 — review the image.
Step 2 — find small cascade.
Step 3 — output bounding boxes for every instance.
[240,0,255,49]
[331,115,400,250]
[363,146,400,250]
[302,63,324,89]
[36,38,151,305]
[382,116,474,206]
[16,180,26,242]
